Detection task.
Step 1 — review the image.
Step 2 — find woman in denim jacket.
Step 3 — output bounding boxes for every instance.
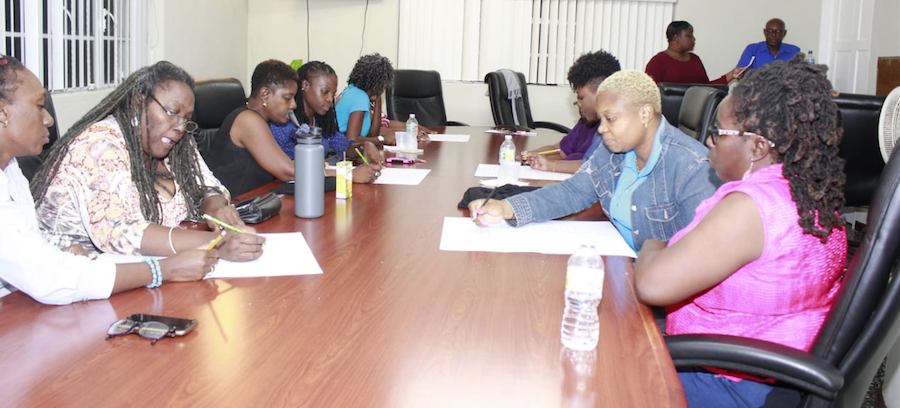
[470,70,719,251]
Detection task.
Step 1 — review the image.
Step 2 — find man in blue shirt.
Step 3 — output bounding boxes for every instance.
[735,18,801,70]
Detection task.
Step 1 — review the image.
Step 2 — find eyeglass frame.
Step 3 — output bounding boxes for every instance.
[707,124,775,147]
[106,318,176,345]
[150,95,199,134]
[764,28,786,36]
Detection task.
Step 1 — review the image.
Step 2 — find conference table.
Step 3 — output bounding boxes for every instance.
[0,126,686,407]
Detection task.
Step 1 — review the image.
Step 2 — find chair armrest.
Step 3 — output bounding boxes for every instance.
[666,334,843,400]
[532,121,571,134]
[447,121,470,126]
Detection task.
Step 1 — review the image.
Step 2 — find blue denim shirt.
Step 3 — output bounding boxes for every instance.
[505,119,720,251]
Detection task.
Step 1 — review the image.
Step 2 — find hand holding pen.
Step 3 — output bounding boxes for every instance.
[201,214,267,261]
[468,187,515,227]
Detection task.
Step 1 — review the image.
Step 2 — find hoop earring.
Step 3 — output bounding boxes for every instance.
[131,116,139,127]
[742,159,755,180]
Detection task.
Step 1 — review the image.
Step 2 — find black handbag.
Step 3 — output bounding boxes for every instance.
[235,192,282,224]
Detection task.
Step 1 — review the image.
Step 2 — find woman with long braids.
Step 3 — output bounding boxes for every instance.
[634,55,847,407]
[267,61,382,182]
[32,61,265,261]
[1,55,217,304]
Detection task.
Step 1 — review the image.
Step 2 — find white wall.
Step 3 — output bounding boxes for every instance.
[868,0,900,95]
[673,0,822,79]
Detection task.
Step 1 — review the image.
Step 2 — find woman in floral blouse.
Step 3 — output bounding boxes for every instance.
[31,61,265,260]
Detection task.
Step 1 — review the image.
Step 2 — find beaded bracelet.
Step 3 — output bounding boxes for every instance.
[143,258,162,289]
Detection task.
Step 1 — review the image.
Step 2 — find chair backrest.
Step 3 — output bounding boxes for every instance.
[484,70,535,128]
[806,146,900,407]
[191,78,247,156]
[658,82,728,126]
[385,69,448,127]
[19,90,60,181]
[833,92,886,207]
[677,86,726,143]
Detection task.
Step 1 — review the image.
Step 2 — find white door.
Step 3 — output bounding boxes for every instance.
[819,0,875,93]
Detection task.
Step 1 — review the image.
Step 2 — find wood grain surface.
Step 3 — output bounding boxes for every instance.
[0,127,685,407]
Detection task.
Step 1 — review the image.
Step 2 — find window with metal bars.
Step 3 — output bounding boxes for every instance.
[1,0,148,92]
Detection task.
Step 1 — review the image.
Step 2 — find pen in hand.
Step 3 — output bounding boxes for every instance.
[355,147,370,165]
[477,185,500,215]
[202,214,247,234]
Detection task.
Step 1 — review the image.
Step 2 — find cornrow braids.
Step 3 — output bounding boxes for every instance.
[31,61,207,224]
[295,61,339,138]
[731,54,845,242]
[347,53,394,95]
[567,50,621,92]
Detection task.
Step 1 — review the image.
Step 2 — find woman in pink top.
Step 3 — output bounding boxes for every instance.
[634,55,847,407]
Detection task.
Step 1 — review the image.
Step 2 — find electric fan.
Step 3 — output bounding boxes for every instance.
[878,86,900,163]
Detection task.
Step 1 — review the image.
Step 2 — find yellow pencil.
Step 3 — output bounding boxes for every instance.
[202,214,246,234]
[206,231,226,250]
[536,149,561,155]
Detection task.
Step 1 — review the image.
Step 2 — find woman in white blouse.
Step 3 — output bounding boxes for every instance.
[0,54,216,305]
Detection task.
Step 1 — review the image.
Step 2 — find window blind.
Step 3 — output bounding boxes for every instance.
[398,0,674,85]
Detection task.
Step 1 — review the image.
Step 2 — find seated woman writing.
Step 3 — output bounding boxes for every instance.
[634,55,847,407]
[523,50,621,174]
[31,61,264,261]
[645,21,745,85]
[469,70,719,252]
[207,60,382,197]
[335,53,432,147]
[0,55,221,304]
[269,61,382,180]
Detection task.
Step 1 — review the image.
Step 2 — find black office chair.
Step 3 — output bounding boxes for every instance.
[385,69,466,127]
[484,70,570,133]
[665,146,900,408]
[19,90,60,181]
[658,82,728,126]
[191,78,247,157]
[833,92,886,207]
[677,86,726,144]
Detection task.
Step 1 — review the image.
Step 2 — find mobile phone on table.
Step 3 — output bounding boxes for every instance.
[129,314,198,336]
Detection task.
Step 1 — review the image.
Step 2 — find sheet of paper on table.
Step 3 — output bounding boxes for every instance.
[373,168,431,185]
[439,216,636,257]
[96,232,324,278]
[474,163,572,181]
[428,134,470,142]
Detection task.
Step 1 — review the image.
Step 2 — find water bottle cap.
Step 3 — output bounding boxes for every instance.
[505,135,512,139]
[297,126,322,143]
[410,114,416,118]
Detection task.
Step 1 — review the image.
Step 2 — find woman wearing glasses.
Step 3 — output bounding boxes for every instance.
[634,55,846,407]
[31,61,265,260]
[0,55,220,305]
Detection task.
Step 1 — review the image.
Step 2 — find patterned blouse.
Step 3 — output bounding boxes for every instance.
[36,116,229,256]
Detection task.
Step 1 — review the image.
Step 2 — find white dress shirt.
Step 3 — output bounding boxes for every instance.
[0,159,115,305]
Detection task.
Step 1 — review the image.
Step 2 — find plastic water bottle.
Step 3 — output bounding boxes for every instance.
[294,126,324,218]
[807,50,816,64]
[406,113,418,135]
[498,135,518,183]
[560,245,605,350]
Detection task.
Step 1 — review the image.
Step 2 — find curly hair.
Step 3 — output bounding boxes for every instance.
[0,54,25,104]
[347,53,394,95]
[666,21,692,42]
[731,54,845,242]
[250,59,299,97]
[596,70,661,113]
[567,50,621,91]
[31,61,208,224]
[295,61,339,138]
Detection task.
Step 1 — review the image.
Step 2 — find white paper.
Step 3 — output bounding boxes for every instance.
[384,145,401,152]
[373,168,431,185]
[439,217,636,258]
[474,163,572,181]
[479,179,529,187]
[96,232,324,279]
[428,134,470,142]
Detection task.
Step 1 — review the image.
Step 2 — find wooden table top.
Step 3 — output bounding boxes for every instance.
[0,126,685,407]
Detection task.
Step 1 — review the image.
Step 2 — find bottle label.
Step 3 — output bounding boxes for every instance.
[565,266,603,294]
[406,124,417,134]
[500,150,515,161]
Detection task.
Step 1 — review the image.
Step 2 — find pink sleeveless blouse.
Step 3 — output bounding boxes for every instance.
[665,164,846,353]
